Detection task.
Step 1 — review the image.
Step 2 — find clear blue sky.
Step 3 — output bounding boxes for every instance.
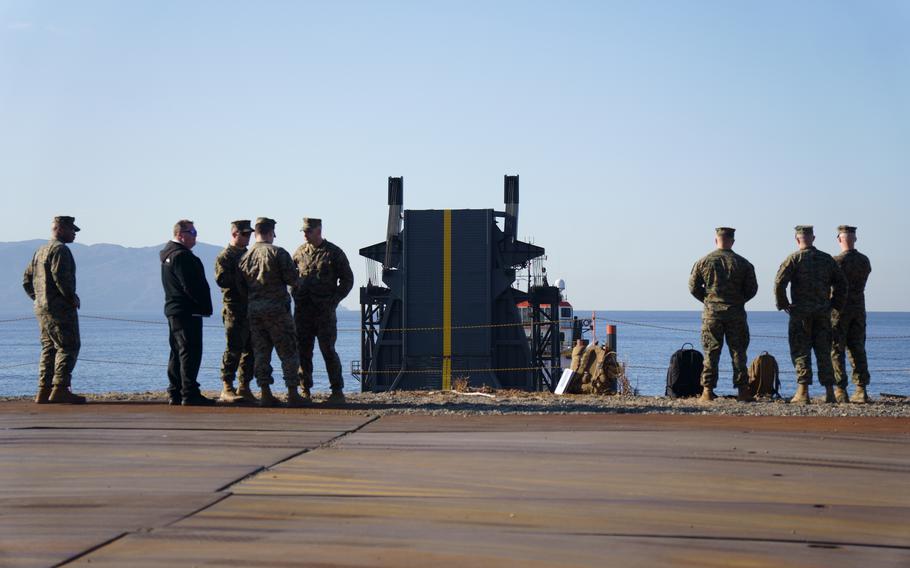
[2,1,908,310]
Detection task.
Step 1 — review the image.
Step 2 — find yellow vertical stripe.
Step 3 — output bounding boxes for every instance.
[442,209,452,390]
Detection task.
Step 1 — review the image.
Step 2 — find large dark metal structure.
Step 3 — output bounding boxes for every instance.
[358,175,562,392]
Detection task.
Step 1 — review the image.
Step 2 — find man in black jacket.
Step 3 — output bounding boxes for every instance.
[160,219,214,405]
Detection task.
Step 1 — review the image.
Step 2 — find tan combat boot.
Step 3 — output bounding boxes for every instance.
[301,384,312,402]
[737,385,755,403]
[48,386,86,404]
[35,387,51,404]
[259,384,279,408]
[850,385,870,404]
[236,382,258,403]
[824,385,837,403]
[286,386,308,408]
[790,384,810,404]
[219,381,240,403]
[833,385,849,404]
[698,387,716,403]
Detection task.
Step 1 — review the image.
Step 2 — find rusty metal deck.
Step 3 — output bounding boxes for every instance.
[1,402,907,567]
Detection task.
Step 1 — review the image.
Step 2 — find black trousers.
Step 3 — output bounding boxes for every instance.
[167,314,203,399]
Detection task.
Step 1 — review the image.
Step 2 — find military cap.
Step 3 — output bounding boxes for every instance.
[794,225,814,236]
[231,219,254,234]
[254,217,277,230]
[837,225,857,234]
[715,227,735,238]
[53,216,80,232]
[301,217,322,231]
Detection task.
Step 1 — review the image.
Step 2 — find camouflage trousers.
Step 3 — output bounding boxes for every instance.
[831,309,869,387]
[294,301,343,391]
[36,309,80,388]
[220,306,254,386]
[700,316,750,388]
[249,305,300,388]
[788,310,835,385]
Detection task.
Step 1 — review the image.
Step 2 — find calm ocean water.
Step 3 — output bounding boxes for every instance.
[1,310,908,397]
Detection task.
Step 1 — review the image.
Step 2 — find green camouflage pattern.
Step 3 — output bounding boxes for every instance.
[295,302,342,390]
[238,242,298,310]
[214,244,249,307]
[216,244,254,384]
[22,239,80,314]
[221,307,254,385]
[689,249,758,319]
[689,249,756,389]
[291,240,353,308]
[249,306,299,388]
[834,249,871,312]
[23,239,81,388]
[700,316,750,388]
[36,309,80,388]
[775,247,846,386]
[292,239,352,392]
[830,249,871,388]
[239,242,300,388]
[789,310,836,385]
[831,309,869,387]
[774,247,847,314]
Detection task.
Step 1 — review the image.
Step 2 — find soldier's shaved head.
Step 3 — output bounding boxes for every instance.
[796,233,815,250]
[837,231,857,252]
[715,235,734,250]
[255,226,275,244]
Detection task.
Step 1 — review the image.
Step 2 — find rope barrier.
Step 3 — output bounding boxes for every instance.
[353,366,544,375]
[623,364,910,375]
[0,362,35,370]
[0,358,334,377]
[3,356,910,376]
[2,312,909,340]
[0,316,33,324]
[79,358,222,371]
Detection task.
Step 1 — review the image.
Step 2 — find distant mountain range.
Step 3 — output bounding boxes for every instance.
[1,240,348,315]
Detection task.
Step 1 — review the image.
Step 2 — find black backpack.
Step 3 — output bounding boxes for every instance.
[666,343,704,398]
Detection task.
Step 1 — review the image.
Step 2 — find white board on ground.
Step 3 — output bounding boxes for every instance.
[555,369,576,395]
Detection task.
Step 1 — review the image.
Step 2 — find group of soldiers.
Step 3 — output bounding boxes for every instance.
[213,216,353,407]
[22,215,353,407]
[22,216,873,407]
[689,225,872,404]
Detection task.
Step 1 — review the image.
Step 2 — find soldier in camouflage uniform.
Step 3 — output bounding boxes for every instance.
[688,227,759,402]
[214,220,256,403]
[22,216,86,404]
[292,218,353,404]
[774,225,848,404]
[830,225,873,403]
[238,218,307,407]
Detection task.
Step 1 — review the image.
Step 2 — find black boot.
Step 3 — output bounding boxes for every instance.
[182,392,216,406]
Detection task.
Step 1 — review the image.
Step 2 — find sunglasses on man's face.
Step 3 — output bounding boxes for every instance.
[182,229,198,237]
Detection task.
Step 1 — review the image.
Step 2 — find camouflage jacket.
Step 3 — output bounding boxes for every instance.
[238,242,297,313]
[214,244,248,309]
[22,239,79,314]
[291,240,353,307]
[688,249,758,318]
[774,246,847,314]
[834,249,871,312]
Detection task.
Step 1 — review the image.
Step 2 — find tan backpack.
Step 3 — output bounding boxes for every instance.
[748,351,781,399]
[569,343,619,395]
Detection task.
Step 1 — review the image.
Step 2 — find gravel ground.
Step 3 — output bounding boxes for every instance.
[3,389,909,417]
